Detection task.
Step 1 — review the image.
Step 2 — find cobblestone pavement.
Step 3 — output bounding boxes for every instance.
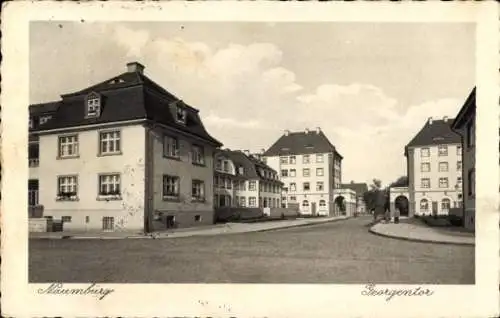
[29,216,474,284]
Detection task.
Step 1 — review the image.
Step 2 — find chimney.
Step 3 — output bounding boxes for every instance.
[305,128,310,134]
[428,117,433,125]
[316,127,321,134]
[126,62,145,74]
[261,148,265,154]
[243,150,250,156]
[443,116,449,123]
[284,130,290,136]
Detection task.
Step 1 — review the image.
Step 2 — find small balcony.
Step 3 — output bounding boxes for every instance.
[29,158,39,167]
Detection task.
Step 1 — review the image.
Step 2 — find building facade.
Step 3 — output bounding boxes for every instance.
[405,116,463,217]
[263,128,343,216]
[29,62,222,232]
[451,88,476,231]
[213,149,283,209]
[341,181,369,214]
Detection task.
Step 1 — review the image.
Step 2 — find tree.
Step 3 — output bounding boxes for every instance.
[363,178,383,211]
[388,176,408,188]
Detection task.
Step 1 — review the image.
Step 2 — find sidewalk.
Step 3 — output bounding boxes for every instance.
[369,219,475,246]
[30,215,350,240]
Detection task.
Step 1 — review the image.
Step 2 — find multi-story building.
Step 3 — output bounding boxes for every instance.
[263,128,343,216]
[29,62,222,232]
[214,149,283,209]
[451,87,476,230]
[404,116,463,217]
[341,181,369,214]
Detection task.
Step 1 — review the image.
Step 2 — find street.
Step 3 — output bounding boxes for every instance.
[29,216,474,284]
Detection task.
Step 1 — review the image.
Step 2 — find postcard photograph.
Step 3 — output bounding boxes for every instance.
[26,19,477,285]
[2,2,499,318]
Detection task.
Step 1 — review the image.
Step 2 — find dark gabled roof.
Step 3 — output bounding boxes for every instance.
[341,182,369,196]
[451,87,476,130]
[263,130,342,158]
[29,101,60,115]
[216,149,282,183]
[31,63,222,147]
[405,118,461,150]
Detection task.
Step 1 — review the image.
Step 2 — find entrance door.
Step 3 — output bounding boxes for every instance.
[311,202,317,216]
[28,179,39,207]
[432,201,438,216]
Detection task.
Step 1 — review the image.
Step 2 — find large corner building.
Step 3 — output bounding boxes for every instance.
[29,62,222,232]
[404,116,463,217]
[262,128,343,216]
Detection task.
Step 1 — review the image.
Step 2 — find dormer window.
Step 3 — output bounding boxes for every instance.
[176,105,187,124]
[86,93,101,118]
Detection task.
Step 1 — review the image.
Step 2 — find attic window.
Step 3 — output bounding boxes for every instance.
[176,105,187,124]
[86,93,101,118]
[433,137,444,141]
[281,147,290,151]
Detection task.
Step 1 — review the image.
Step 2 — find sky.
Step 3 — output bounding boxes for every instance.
[30,21,475,186]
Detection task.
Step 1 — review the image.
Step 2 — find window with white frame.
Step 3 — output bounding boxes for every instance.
[58,135,79,158]
[420,147,430,157]
[439,177,449,188]
[163,135,179,158]
[421,178,430,188]
[192,145,205,165]
[421,163,430,172]
[225,179,232,189]
[239,197,246,207]
[280,156,288,164]
[192,180,205,201]
[249,197,257,207]
[99,131,121,155]
[86,95,101,117]
[457,161,462,171]
[289,156,296,164]
[163,175,179,198]
[176,105,187,124]
[216,159,222,171]
[249,181,256,191]
[303,182,310,191]
[438,145,448,156]
[316,154,324,163]
[281,169,288,177]
[303,155,310,164]
[102,217,114,231]
[39,116,52,125]
[290,169,296,177]
[457,145,462,156]
[99,174,121,196]
[438,162,449,172]
[303,168,310,177]
[319,200,326,207]
[238,166,244,175]
[441,198,451,211]
[289,196,296,202]
[457,177,462,186]
[290,183,296,192]
[302,200,309,207]
[420,199,429,213]
[316,168,324,176]
[57,175,78,199]
[316,182,324,191]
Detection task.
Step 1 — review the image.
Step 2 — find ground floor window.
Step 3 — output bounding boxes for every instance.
[192,180,205,201]
[420,199,429,213]
[102,217,114,231]
[319,200,326,207]
[99,174,121,196]
[249,197,257,207]
[441,198,451,211]
[302,200,309,207]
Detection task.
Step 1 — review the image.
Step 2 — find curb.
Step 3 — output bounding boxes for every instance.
[30,217,351,240]
[368,227,475,246]
[251,216,351,233]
